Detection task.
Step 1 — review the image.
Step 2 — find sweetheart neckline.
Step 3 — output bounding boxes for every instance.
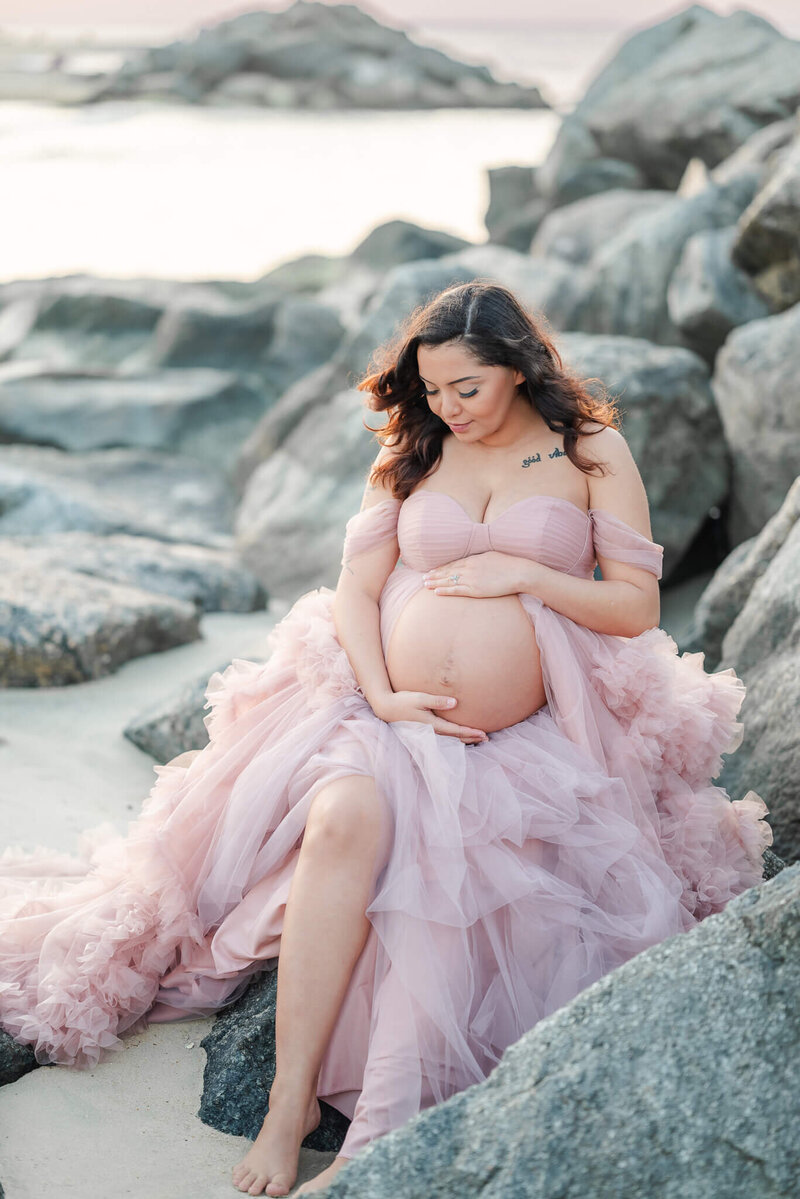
[403,489,591,527]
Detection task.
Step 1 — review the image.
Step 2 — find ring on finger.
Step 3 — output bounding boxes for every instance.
[449,573,461,584]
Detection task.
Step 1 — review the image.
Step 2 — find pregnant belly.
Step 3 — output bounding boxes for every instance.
[384,587,546,733]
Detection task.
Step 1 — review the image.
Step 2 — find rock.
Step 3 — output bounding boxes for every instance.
[0,531,267,614]
[530,188,674,264]
[567,176,758,345]
[716,513,800,863]
[711,302,800,543]
[313,865,800,1199]
[667,225,771,361]
[732,128,800,311]
[199,964,351,1151]
[0,444,236,547]
[0,1029,38,1088]
[0,275,214,370]
[0,565,200,686]
[583,10,800,190]
[484,165,538,245]
[683,476,800,666]
[123,665,229,760]
[558,332,728,579]
[0,364,270,472]
[93,1,549,112]
[710,115,798,193]
[348,219,471,271]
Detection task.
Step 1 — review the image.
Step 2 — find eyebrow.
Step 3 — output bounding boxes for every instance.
[419,374,482,385]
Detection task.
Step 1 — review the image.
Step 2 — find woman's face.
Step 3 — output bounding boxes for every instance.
[417,340,527,443]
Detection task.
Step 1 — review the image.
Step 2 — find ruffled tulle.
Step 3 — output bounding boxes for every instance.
[0,584,772,1160]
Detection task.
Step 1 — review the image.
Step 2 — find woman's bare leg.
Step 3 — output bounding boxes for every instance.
[233,774,392,1197]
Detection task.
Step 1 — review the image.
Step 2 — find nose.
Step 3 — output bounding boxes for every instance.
[439,392,464,419]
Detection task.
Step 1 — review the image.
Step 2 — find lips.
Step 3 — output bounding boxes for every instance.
[448,421,472,432]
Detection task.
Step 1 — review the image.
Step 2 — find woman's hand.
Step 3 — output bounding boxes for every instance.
[422,551,541,598]
[371,690,488,744]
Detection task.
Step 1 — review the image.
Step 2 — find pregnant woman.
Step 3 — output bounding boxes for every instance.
[0,282,772,1196]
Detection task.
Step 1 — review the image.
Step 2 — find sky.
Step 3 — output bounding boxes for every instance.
[0,0,798,38]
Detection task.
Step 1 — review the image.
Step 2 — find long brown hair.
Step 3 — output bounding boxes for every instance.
[357,280,621,499]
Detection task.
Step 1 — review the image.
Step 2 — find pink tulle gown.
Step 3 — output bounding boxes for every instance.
[0,491,773,1160]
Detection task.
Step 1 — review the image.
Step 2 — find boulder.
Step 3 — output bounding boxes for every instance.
[0,445,236,547]
[0,1029,38,1088]
[0,565,200,686]
[716,510,800,863]
[530,188,674,264]
[711,301,800,543]
[567,176,758,345]
[558,332,728,578]
[123,665,235,761]
[203,865,798,1199]
[732,129,800,311]
[667,225,771,361]
[0,364,270,471]
[199,964,350,1151]
[93,1,549,112]
[683,476,800,666]
[0,531,267,614]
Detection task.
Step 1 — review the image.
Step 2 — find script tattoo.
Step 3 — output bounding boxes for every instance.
[522,446,567,468]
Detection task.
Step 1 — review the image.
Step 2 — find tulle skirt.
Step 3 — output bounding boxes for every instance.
[0,587,772,1159]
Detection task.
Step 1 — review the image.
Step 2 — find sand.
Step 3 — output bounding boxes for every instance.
[0,577,706,1197]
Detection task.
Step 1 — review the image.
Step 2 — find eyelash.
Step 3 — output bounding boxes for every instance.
[423,388,478,399]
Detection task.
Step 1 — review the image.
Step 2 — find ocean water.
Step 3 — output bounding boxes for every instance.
[0,24,622,284]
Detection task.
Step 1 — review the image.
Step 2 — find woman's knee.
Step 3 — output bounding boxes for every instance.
[305,774,392,862]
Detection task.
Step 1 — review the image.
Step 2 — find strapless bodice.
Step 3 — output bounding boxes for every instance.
[397,490,598,578]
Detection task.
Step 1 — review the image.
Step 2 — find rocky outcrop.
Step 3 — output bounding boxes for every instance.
[0,563,201,686]
[0,1029,38,1088]
[711,301,800,543]
[667,225,770,361]
[199,964,350,1151]
[199,863,793,1198]
[91,2,549,112]
[530,188,674,264]
[0,445,236,546]
[538,7,800,206]
[1,531,266,614]
[322,865,798,1198]
[732,126,800,311]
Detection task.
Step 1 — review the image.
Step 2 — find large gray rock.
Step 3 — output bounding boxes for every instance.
[683,476,800,667]
[558,332,729,578]
[582,10,800,190]
[311,865,799,1199]
[123,663,243,761]
[567,176,758,345]
[732,128,800,311]
[93,1,549,111]
[199,965,350,1152]
[0,531,267,614]
[716,512,800,863]
[0,445,236,547]
[0,565,200,686]
[667,225,771,361]
[0,364,270,471]
[0,1030,38,1088]
[530,188,675,264]
[712,301,800,543]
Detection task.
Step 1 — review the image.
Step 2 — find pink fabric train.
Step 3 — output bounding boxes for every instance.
[0,491,773,1161]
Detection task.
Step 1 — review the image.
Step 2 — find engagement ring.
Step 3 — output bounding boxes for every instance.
[450,574,461,583]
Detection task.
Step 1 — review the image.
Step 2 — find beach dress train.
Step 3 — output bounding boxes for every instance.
[0,499,772,1160]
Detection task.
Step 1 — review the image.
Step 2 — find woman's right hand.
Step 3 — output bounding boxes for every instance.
[371,690,488,744]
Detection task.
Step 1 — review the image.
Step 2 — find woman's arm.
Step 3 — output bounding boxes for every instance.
[333,452,488,743]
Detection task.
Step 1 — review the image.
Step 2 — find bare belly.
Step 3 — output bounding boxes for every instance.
[384,587,546,733]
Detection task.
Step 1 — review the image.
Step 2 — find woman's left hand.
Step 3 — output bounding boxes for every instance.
[422,552,540,598]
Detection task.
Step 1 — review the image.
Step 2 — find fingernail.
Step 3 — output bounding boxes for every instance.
[447,698,456,707]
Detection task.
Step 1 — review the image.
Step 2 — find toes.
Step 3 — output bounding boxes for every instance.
[248,1177,268,1197]
[236,1172,256,1193]
[265,1175,292,1197]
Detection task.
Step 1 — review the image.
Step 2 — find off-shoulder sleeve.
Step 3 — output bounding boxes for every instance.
[589,507,664,578]
[341,498,401,564]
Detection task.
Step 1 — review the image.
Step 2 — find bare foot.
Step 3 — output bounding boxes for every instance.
[294,1156,351,1194]
[231,1082,321,1197]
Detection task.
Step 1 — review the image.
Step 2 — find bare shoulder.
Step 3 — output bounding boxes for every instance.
[360,441,401,512]
[581,424,653,538]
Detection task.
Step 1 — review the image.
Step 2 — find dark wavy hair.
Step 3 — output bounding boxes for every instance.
[357,280,621,499]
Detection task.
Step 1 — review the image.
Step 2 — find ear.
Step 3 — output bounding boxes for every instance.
[513,369,526,387]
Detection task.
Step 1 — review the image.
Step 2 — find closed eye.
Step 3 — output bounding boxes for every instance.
[423,388,478,399]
